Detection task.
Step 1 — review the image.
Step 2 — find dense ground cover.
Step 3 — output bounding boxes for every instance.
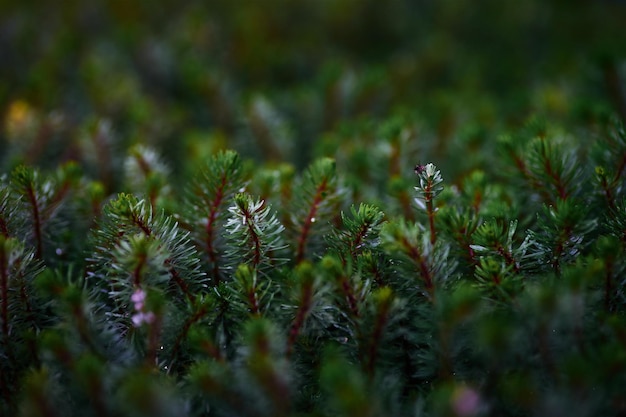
[2,1,626,416]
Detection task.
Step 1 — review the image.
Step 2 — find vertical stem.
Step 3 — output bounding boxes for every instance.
[339,275,360,318]
[286,282,312,358]
[401,237,434,299]
[205,174,227,285]
[25,186,43,258]
[422,175,437,245]
[167,264,194,303]
[296,179,328,264]
[242,205,262,269]
[247,285,260,315]
[426,198,436,245]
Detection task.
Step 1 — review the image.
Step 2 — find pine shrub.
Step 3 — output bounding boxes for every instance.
[1,118,626,416]
[2,2,626,416]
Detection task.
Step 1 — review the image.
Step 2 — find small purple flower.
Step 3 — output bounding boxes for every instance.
[131,288,146,311]
[130,288,156,327]
[132,311,156,327]
[131,288,146,304]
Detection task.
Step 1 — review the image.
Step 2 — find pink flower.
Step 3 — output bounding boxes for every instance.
[130,288,155,327]
[131,311,156,327]
[131,288,146,311]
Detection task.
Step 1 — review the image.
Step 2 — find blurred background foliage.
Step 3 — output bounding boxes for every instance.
[1,0,626,187]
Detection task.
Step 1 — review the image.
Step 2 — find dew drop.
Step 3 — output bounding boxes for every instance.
[310,217,316,223]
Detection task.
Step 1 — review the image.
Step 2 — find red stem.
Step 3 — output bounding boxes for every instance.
[133,252,147,287]
[543,158,568,200]
[340,276,360,318]
[166,259,195,303]
[243,206,262,268]
[426,199,436,245]
[350,222,371,258]
[247,280,260,315]
[286,282,313,357]
[25,185,43,258]
[400,237,433,295]
[496,244,520,273]
[205,174,228,284]
[511,151,552,203]
[130,211,152,236]
[424,179,437,245]
[295,179,328,264]
[551,228,570,276]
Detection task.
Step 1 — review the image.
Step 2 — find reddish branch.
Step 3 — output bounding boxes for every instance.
[247,280,261,316]
[423,178,437,245]
[496,244,520,274]
[426,199,437,245]
[400,237,433,295]
[25,184,43,258]
[130,211,152,236]
[350,222,371,258]
[286,282,313,358]
[339,275,360,318]
[542,158,568,200]
[295,178,328,264]
[599,174,616,210]
[132,252,147,287]
[509,151,552,203]
[166,259,195,303]
[205,174,228,284]
[551,227,571,276]
[242,206,263,268]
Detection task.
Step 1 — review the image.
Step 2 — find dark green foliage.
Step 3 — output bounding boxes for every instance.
[0,236,46,413]
[184,150,246,285]
[2,132,626,417]
[290,157,344,264]
[2,2,626,416]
